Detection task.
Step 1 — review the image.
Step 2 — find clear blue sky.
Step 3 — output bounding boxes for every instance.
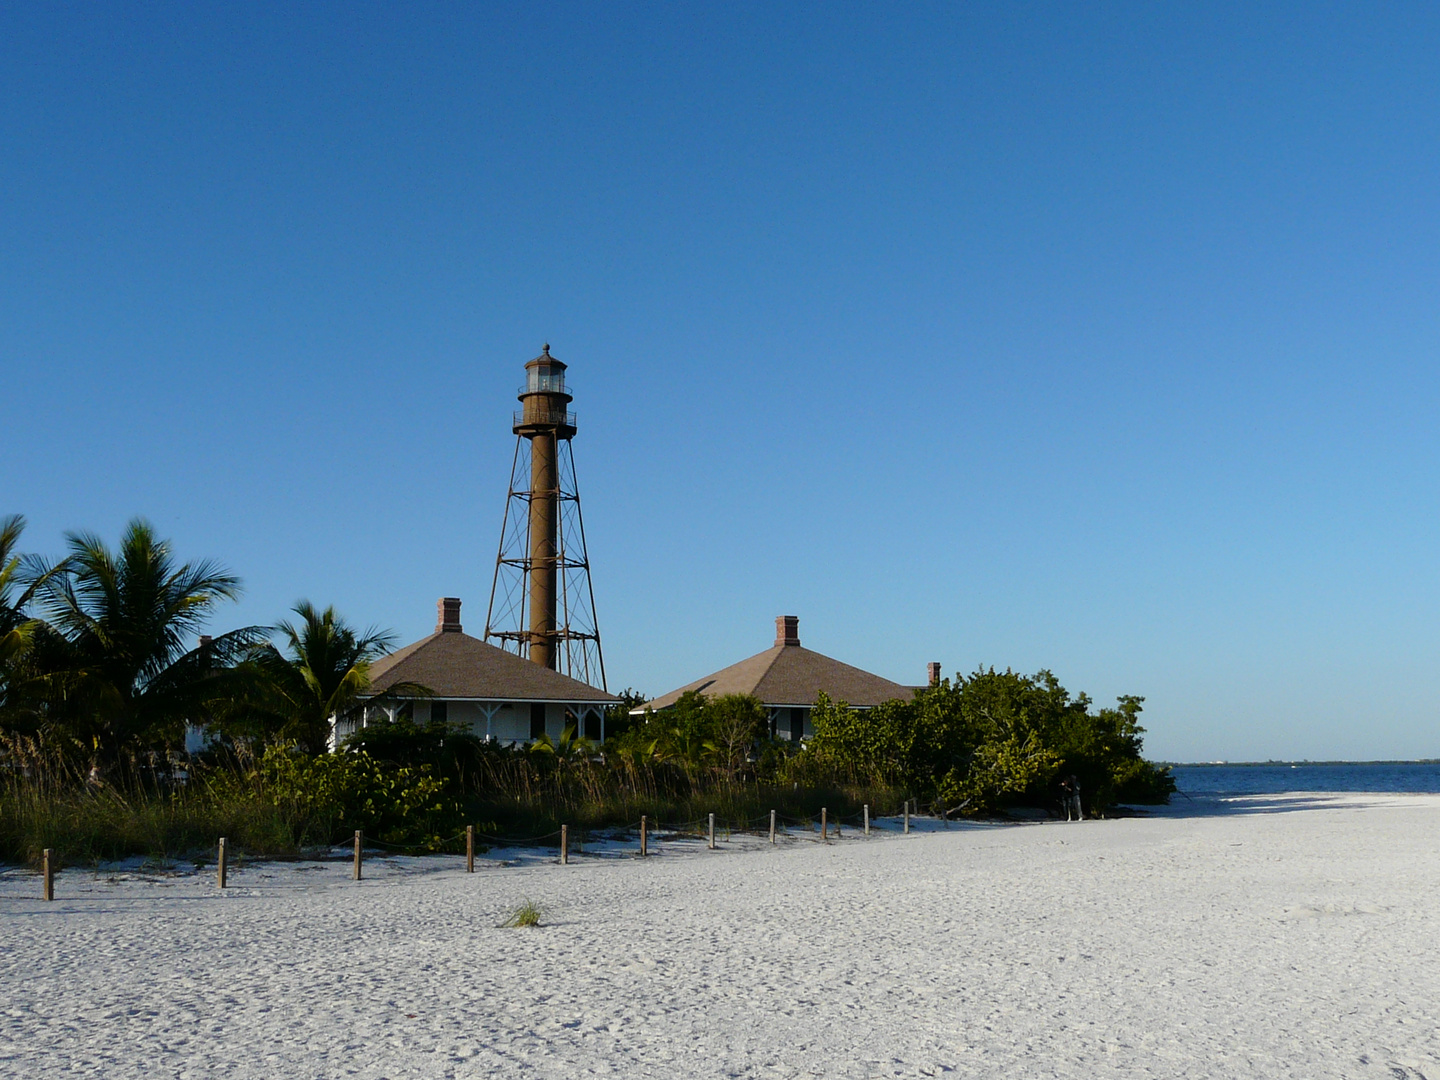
[4,3,1438,762]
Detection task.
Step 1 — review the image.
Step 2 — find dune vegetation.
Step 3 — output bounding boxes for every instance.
[0,514,1172,866]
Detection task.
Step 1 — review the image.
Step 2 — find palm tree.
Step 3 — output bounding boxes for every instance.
[0,514,40,676]
[1,516,78,735]
[0,514,55,730]
[35,518,261,761]
[247,601,402,755]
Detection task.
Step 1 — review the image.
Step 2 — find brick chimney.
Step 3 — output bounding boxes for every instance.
[437,597,463,633]
[927,661,942,687]
[775,615,800,647]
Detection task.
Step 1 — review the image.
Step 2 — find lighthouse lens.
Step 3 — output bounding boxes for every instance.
[528,367,564,393]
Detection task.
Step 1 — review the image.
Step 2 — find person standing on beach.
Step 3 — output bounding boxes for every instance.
[1061,775,1083,821]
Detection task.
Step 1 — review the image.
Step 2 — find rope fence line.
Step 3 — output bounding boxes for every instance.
[368,803,902,861]
[27,802,930,899]
[471,829,565,845]
[362,830,472,854]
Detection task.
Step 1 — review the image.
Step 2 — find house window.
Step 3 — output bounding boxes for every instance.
[583,708,601,742]
[431,701,448,726]
[530,703,547,740]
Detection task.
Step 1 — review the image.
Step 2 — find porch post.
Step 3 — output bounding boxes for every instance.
[480,703,500,740]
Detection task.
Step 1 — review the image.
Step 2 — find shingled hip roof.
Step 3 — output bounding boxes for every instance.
[364,622,616,704]
[638,616,913,713]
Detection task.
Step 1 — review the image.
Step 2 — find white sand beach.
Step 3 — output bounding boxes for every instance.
[2,793,1438,1079]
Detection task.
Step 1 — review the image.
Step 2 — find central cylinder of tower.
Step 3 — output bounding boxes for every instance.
[513,344,576,671]
[527,430,558,668]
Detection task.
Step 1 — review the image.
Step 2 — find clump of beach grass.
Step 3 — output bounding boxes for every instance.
[501,900,543,928]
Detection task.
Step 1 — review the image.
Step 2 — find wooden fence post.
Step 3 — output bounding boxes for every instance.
[820,807,828,842]
[466,825,475,873]
[640,815,648,857]
[353,830,363,880]
[561,824,569,865]
[217,837,228,889]
[707,813,716,850]
[769,809,777,844]
[863,804,870,836]
[904,801,911,834]
[42,848,53,902]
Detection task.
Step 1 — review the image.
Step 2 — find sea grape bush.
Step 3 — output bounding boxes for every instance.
[218,743,455,847]
[798,668,1174,815]
[604,674,1171,816]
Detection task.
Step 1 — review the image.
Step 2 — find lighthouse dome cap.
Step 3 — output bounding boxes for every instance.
[527,343,566,369]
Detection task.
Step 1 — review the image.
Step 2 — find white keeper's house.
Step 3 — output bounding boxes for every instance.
[331,598,618,748]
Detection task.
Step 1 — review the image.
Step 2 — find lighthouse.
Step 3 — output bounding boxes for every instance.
[484,345,606,688]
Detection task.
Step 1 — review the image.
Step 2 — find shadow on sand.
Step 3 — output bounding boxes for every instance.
[1137,791,1398,818]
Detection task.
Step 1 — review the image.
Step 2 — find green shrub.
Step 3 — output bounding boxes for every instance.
[800,669,1171,815]
[217,743,458,847]
[0,742,466,865]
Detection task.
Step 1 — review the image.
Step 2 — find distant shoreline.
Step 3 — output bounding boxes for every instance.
[1163,759,1440,768]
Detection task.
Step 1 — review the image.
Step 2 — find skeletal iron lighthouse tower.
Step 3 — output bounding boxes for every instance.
[483,345,606,689]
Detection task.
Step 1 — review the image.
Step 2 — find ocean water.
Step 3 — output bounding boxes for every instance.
[1170,761,1440,795]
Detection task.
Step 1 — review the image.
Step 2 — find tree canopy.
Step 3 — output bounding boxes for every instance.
[0,519,262,760]
[237,602,400,754]
[0,521,399,769]
[799,667,1174,814]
